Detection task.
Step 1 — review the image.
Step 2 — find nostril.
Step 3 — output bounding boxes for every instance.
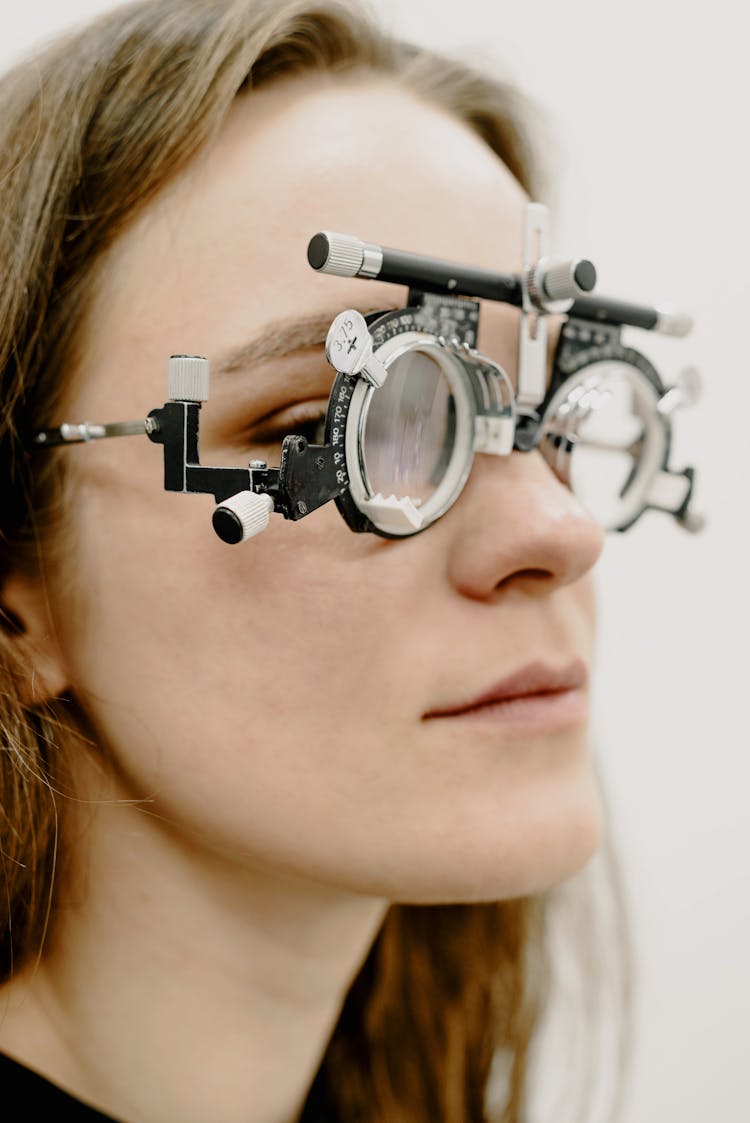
[494,567,555,593]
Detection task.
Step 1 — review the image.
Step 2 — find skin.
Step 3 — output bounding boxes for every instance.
[0,74,605,1123]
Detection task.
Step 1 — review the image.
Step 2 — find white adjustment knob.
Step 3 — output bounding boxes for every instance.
[678,508,706,534]
[212,491,274,544]
[655,306,694,338]
[168,355,210,401]
[657,367,702,416]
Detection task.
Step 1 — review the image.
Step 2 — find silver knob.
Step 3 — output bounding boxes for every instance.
[528,257,596,313]
[212,491,274,544]
[548,258,595,299]
[307,232,383,279]
[168,355,210,402]
[309,231,363,276]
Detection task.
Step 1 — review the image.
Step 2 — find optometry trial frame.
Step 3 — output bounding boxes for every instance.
[32,203,703,544]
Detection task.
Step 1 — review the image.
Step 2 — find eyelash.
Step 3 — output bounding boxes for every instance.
[250,402,328,449]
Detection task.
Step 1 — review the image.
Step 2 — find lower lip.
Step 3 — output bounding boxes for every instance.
[429,687,588,733]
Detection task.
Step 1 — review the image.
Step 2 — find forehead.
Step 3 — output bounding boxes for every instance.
[75,73,528,416]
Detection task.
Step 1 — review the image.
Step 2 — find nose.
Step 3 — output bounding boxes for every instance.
[444,449,605,600]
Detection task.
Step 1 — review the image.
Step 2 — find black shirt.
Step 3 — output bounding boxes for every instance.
[0,1052,121,1119]
[0,1052,334,1121]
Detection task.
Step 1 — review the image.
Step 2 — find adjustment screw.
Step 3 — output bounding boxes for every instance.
[249,459,267,470]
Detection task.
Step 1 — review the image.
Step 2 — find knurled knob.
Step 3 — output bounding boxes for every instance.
[540,258,596,302]
[168,355,210,401]
[212,491,274,544]
[307,232,364,277]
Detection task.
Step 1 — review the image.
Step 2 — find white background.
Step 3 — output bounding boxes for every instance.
[1,2,747,1120]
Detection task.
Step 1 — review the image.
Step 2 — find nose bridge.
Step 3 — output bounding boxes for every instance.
[444,447,605,598]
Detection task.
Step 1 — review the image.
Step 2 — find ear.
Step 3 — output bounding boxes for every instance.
[1,572,69,704]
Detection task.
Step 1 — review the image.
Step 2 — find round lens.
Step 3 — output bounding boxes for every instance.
[542,362,666,530]
[360,348,456,507]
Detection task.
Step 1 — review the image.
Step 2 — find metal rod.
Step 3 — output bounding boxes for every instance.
[308,231,690,335]
[32,418,157,447]
[308,231,597,311]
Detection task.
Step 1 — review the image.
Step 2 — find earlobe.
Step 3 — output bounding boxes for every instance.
[0,572,70,704]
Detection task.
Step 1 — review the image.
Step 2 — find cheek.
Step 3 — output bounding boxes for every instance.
[52,476,444,886]
[51,460,605,903]
[52,467,410,789]
[569,570,599,638]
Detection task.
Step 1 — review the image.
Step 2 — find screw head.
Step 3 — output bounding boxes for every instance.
[249,459,267,470]
[296,500,308,516]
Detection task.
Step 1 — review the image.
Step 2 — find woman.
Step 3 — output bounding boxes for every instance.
[0,0,637,1119]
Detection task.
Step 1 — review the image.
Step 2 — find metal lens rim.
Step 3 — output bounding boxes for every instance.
[540,358,669,529]
[345,331,475,535]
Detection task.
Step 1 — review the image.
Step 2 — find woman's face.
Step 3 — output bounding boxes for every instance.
[49,74,605,903]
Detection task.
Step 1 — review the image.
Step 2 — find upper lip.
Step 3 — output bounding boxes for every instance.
[423,658,588,719]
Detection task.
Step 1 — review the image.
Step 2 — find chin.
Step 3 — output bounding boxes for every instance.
[383,774,606,906]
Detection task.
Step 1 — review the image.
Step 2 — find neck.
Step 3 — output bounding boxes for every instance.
[0,793,388,1123]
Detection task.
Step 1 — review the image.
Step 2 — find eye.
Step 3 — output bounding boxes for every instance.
[248,400,328,454]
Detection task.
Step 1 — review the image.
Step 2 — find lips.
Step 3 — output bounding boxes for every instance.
[423,659,588,719]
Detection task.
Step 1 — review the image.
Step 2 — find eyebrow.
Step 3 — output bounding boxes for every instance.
[213,307,395,376]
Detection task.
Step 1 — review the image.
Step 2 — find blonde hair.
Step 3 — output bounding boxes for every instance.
[0,3,630,1120]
